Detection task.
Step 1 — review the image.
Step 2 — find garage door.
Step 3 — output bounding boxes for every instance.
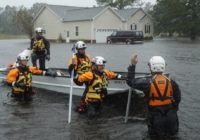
[95,29,118,43]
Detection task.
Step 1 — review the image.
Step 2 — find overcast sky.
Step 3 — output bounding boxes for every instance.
[0,0,156,8]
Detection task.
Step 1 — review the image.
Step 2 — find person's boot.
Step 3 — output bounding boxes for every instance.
[76,100,87,113]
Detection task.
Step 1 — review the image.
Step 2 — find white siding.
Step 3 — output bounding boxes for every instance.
[62,21,92,40]
[93,8,123,39]
[127,9,153,36]
[139,16,154,36]
[34,7,63,40]
[34,7,92,40]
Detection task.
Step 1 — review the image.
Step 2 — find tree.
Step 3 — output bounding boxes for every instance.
[96,0,136,9]
[0,3,45,38]
[152,0,200,40]
[0,5,23,34]
[185,0,200,40]
[14,3,45,39]
[143,2,154,12]
[30,3,46,17]
[15,6,34,39]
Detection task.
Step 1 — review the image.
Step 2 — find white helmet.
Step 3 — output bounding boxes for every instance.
[92,56,106,66]
[35,27,43,33]
[148,56,166,73]
[17,52,29,61]
[75,41,86,49]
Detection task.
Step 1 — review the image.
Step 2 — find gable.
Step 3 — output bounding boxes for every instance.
[94,7,123,21]
[33,6,63,23]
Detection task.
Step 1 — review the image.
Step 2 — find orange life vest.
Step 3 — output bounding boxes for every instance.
[149,74,174,106]
[85,72,108,103]
[12,68,32,94]
[75,54,90,75]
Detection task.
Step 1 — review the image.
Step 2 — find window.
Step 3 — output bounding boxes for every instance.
[75,26,79,36]
[145,24,151,33]
[135,31,139,36]
[111,31,117,36]
[67,31,70,37]
[131,23,137,30]
[117,32,124,37]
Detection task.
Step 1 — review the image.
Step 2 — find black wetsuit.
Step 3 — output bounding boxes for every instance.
[126,64,181,137]
[30,35,50,70]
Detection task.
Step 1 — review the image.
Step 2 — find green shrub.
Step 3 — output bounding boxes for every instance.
[57,33,64,43]
[144,36,153,40]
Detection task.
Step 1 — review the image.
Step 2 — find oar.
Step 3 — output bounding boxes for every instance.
[68,44,76,124]
[125,87,132,123]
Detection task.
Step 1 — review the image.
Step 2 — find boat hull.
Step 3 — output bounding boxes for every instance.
[0,68,129,96]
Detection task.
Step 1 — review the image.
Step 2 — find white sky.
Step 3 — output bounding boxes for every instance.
[0,0,156,8]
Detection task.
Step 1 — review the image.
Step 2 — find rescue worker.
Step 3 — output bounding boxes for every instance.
[6,53,56,101]
[74,56,122,117]
[68,41,91,112]
[127,55,181,137]
[68,41,90,76]
[30,27,50,70]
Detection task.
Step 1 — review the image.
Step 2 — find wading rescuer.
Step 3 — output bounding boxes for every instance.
[68,41,91,112]
[73,56,122,117]
[30,27,50,70]
[127,55,181,137]
[6,53,56,101]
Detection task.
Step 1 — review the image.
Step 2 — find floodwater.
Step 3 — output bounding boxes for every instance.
[0,38,200,140]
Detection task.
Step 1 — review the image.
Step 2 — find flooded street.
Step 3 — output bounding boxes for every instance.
[0,39,200,139]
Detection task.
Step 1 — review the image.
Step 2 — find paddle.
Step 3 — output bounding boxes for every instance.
[125,87,132,123]
[68,44,76,124]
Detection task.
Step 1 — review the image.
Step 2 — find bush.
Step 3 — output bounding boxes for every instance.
[56,33,64,43]
[144,36,153,40]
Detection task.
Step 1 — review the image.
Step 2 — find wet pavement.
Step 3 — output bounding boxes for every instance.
[0,39,200,139]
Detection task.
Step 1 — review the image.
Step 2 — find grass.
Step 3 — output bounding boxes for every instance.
[0,34,28,40]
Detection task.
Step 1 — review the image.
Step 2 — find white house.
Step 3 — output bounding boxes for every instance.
[33,4,153,43]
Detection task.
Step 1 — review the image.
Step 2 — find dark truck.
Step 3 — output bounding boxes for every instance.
[107,31,144,44]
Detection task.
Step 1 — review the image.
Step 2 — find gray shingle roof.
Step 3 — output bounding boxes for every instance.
[38,5,142,22]
[47,5,83,20]
[47,5,106,21]
[115,8,139,21]
[63,6,106,21]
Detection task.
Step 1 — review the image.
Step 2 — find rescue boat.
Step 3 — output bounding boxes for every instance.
[0,67,130,96]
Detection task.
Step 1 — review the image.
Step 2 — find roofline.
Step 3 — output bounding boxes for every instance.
[63,19,92,22]
[92,6,125,21]
[129,8,141,19]
[32,5,46,23]
[33,5,64,23]
[45,5,64,21]
[129,8,153,21]
[33,5,150,23]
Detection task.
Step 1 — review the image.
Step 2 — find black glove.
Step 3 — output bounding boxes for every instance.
[101,88,108,98]
[12,82,26,88]
[68,64,75,74]
[45,71,57,77]
[73,70,78,79]
[45,55,50,61]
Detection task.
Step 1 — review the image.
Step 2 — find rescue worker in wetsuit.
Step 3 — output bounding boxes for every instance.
[68,41,91,112]
[73,56,122,117]
[30,27,50,70]
[6,53,56,101]
[68,41,90,76]
[126,55,181,137]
